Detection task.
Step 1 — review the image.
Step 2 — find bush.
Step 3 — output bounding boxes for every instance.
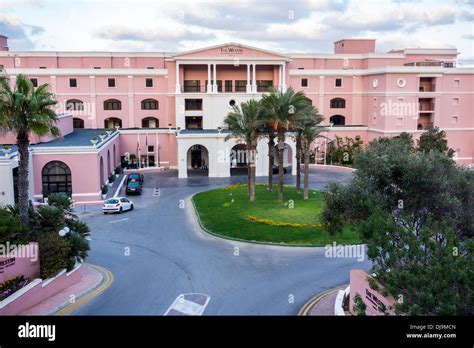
[0,207,28,244]
[108,174,115,183]
[101,184,109,195]
[37,233,72,279]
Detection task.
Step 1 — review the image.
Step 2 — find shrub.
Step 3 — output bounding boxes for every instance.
[37,232,72,279]
[108,174,115,183]
[0,207,28,244]
[101,184,109,195]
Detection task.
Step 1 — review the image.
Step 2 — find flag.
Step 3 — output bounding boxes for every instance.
[145,133,149,167]
[137,133,141,168]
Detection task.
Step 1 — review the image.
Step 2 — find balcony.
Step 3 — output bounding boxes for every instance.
[419,77,436,92]
[419,84,436,92]
[418,98,435,112]
[417,113,433,130]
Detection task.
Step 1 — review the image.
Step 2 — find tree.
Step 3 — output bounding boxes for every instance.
[417,124,455,157]
[224,99,264,201]
[261,87,310,202]
[321,136,474,314]
[0,74,59,226]
[296,107,324,199]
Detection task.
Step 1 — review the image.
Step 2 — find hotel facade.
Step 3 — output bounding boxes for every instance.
[0,35,473,205]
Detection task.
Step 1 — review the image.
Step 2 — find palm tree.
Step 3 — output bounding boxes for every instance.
[261,87,309,202]
[224,99,263,201]
[0,74,59,226]
[301,108,324,199]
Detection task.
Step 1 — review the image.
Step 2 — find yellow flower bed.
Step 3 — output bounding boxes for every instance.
[224,183,294,191]
[245,215,323,229]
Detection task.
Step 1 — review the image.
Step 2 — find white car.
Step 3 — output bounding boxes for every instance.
[103,197,134,214]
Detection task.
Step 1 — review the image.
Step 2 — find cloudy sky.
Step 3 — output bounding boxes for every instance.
[0,0,473,64]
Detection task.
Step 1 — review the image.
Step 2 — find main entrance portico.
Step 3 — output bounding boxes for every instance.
[172,43,295,179]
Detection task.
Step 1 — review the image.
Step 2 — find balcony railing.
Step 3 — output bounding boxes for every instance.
[419,84,436,92]
[419,102,435,111]
[182,85,206,93]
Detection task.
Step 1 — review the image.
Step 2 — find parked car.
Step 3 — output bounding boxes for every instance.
[126,181,143,195]
[103,197,134,214]
[272,165,288,174]
[127,172,144,184]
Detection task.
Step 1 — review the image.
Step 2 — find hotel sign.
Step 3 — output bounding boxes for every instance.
[220,47,244,55]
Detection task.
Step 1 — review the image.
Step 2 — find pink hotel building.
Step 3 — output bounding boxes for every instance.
[0,35,473,205]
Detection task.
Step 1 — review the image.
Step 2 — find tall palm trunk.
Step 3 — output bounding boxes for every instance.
[248,145,257,202]
[303,143,310,200]
[295,135,302,192]
[267,135,275,191]
[17,130,30,226]
[277,131,285,202]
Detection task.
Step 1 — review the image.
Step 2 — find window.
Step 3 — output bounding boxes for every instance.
[147,67,154,69]
[104,117,122,128]
[453,98,460,105]
[94,67,101,69]
[104,99,122,110]
[335,78,342,87]
[147,145,154,152]
[39,67,46,69]
[229,99,236,107]
[396,117,403,126]
[256,80,273,92]
[329,115,345,126]
[141,99,159,110]
[42,161,72,196]
[69,78,77,88]
[454,79,460,88]
[108,78,116,88]
[184,80,201,92]
[452,115,459,124]
[73,118,84,129]
[185,99,203,111]
[235,80,247,92]
[301,78,308,87]
[185,116,203,129]
[145,78,153,87]
[30,78,38,87]
[225,80,233,92]
[142,117,159,128]
[330,98,346,108]
[66,99,84,111]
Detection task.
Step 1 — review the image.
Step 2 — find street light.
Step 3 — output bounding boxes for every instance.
[58,226,70,237]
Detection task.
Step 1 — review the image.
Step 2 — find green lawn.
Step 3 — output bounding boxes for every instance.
[192,184,361,246]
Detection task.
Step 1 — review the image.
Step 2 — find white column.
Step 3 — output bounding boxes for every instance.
[175,62,180,93]
[207,64,212,93]
[213,63,217,93]
[281,63,286,91]
[252,64,257,93]
[279,65,282,92]
[246,64,251,93]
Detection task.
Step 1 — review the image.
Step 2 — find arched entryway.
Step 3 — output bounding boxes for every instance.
[100,156,105,186]
[41,161,72,196]
[107,150,111,177]
[187,144,209,177]
[230,144,248,176]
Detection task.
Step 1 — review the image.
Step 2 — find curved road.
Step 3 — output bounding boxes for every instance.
[72,168,371,315]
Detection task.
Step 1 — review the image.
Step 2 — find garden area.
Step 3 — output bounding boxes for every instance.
[193,184,361,246]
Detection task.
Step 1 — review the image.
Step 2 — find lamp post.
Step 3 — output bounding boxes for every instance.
[58,226,70,237]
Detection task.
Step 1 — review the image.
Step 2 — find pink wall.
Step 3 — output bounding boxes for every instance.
[0,243,40,283]
[0,264,82,315]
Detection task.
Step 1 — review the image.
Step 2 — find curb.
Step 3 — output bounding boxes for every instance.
[298,284,348,316]
[190,193,363,248]
[53,263,114,315]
